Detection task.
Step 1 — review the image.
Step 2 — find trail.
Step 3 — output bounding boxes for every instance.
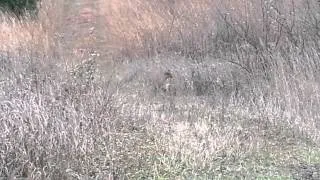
[58,0,109,61]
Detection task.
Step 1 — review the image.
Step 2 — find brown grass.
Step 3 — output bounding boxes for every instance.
[101,0,217,56]
[1,0,320,179]
[0,0,62,56]
[101,0,309,57]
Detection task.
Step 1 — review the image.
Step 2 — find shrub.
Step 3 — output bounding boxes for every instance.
[0,0,39,17]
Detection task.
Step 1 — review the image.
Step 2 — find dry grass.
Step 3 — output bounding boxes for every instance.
[0,0,62,56]
[0,17,50,54]
[1,0,320,179]
[102,0,218,56]
[101,0,310,57]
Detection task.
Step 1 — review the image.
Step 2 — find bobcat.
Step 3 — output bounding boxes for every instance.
[157,70,176,96]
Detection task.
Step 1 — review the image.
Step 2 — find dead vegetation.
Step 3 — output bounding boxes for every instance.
[1,0,320,179]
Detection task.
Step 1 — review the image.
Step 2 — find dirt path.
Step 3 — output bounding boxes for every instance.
[58,0,109,61]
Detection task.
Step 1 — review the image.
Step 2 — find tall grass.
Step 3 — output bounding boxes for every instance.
[0,0,63,56]
[102,0,308,58]
[1,0,320,179]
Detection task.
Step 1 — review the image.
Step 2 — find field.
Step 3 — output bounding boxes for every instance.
[1,0,320,179]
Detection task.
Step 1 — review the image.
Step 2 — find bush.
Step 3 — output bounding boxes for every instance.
[0,0,39,17]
